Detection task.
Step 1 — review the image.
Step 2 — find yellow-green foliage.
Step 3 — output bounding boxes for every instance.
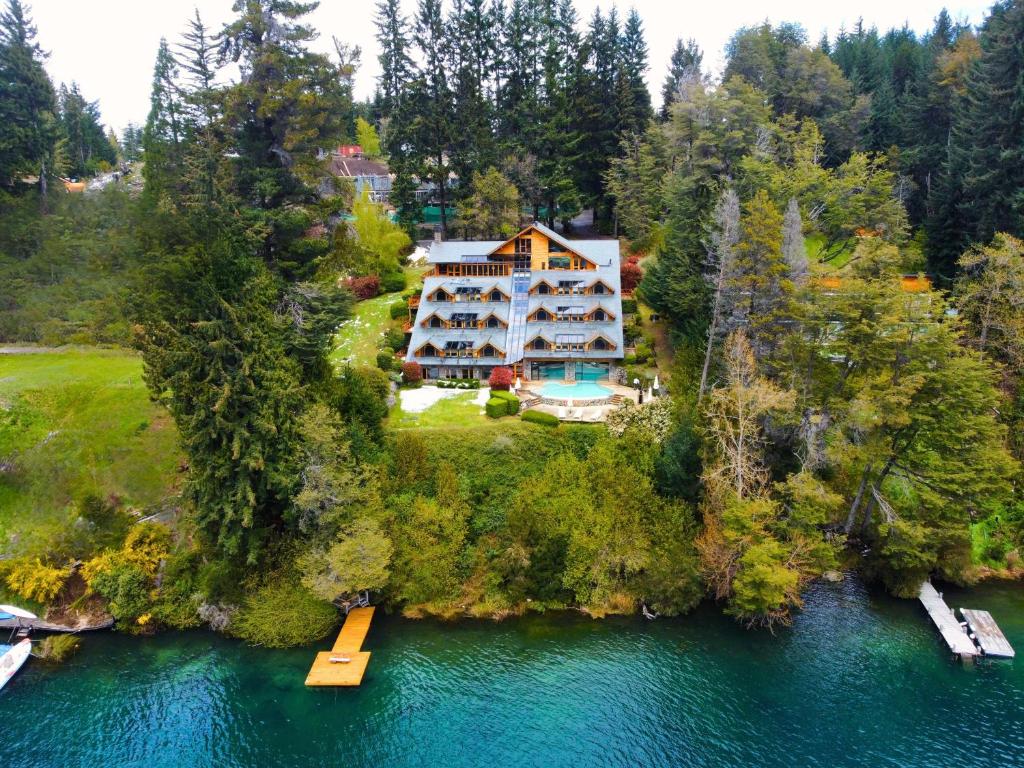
[38,634,81,663]
[4,558,68,604]
[82,522,171,586]
[230,573,339,648]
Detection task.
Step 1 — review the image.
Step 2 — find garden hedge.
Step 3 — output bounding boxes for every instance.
[521,410,559,427]
[485,397,508,418]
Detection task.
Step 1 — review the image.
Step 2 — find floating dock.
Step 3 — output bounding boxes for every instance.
[305,606,375,687]
[961,608,1016,658]
[918,582,978,660]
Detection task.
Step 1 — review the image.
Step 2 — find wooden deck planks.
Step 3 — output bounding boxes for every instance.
[331,607,375,654]
[305,651,372,686]
[918,581,979,658]
[961,608,1015,658]
[306,606,376,687]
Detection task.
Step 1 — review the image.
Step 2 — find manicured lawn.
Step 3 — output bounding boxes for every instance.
[388,388,500,429]
[0,347,181,538]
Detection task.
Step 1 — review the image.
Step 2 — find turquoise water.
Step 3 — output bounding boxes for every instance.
[2,578,1023,767]
[540,380,612,399]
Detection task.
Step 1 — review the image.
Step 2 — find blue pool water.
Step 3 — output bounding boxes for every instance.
[539,380,612,399]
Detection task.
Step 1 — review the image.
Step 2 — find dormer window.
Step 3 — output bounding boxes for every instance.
[592,309,606,321]
[489,290,503,301]
[486,316,501,328]
[534,309,550,321]
[592,282,607,295]
[428,316,443,328]
[593,338,607,350]
[531,338,549,351]
[537,283,550,295]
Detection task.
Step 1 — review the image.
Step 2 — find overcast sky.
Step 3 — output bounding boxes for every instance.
[30,0,993,133]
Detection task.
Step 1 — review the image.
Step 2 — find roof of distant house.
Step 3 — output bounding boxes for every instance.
[337,145,363,157]
[330,155,389,178]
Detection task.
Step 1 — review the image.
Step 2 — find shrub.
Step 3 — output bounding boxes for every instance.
[606,397,674,441]
[491,389,520,414]
[380,271,406,293]
[4,558,67,604]
[621,298,638,315]
[620,261,643,293]
[345,275,381,300]
[402,361,423,384]
[634,343,653,364]
[522,410,559,427]
[389,300,409,320]
[88,561,153,629]
[485,397,508,418]
[382,327,406,352]
[489,366,514,391]
[38,635,81,664]
[376,349,396,371]
[230,574,338,648]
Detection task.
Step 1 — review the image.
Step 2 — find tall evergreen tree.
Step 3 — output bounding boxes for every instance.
[0,0,58,194]
[661,38,703,119]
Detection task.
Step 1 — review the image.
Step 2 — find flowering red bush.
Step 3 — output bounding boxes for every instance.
[401,361,423,384]
[345,275,381,300]
[488,366,514,391]
[620,261,643,294]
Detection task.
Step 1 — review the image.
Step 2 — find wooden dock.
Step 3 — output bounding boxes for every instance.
[961,608,1016,658]
[305,606,375,687]
[918,582,978,660]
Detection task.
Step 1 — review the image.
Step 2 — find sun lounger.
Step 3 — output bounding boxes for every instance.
[329,655,352,664]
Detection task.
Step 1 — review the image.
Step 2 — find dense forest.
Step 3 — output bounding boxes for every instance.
[0,0,1022,642]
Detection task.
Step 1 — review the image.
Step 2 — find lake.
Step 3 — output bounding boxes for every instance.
[3,577,1022,767]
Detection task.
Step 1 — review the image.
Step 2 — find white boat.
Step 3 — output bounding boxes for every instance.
[0,639,32,691]
[0,605,38,620]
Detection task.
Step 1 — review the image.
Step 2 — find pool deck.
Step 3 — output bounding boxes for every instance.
[518,381,639,423]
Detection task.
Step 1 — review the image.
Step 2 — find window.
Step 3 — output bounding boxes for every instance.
[592,282,606,295]
[556,306,585,322]
[428,316,443,328]
[481,345,497,357]
[555,334,585,352]
[486,316,501,328]
[515,237,532,254]
[592,310,606,321]
[489,290,503,301]
[420,344,439,357]
[537,283,550,295]
[549,256,571,269]
[443,340,475,357]
[558,280,584,295]
[592,338,607,350]
[534,309,550,321]
[531,338,549,351]
[431,290,450,302]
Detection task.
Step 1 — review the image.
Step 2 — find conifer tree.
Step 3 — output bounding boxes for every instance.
[0,0,58,195]
[660,38,702,119]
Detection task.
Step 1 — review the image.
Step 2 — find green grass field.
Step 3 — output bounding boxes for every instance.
[330,291,404,368]
[388,389,498,429]
[0,348,182,540]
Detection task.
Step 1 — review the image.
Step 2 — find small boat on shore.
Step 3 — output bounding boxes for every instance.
[0,639,32,691]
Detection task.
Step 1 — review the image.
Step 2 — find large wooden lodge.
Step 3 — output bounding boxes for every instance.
[407,223,625,383]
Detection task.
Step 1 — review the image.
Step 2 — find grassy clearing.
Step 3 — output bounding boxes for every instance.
[0,348,181,539]
[388,389,502,429]
[330,291,402,368]
[330,264,428,369]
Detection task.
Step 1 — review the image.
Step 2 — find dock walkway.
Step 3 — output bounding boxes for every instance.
[918,582,978,659]
[305,606,375,687]
[961,608,1016,658]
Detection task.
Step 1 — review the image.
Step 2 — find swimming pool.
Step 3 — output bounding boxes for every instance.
[538,381,612,400]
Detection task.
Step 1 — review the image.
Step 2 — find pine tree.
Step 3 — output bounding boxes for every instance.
[0,0,58,195]
[660,38,702,119]
[141,38,183,205]
[374,0,413,119]
[619,9,652,134]
[409,0,455,234]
